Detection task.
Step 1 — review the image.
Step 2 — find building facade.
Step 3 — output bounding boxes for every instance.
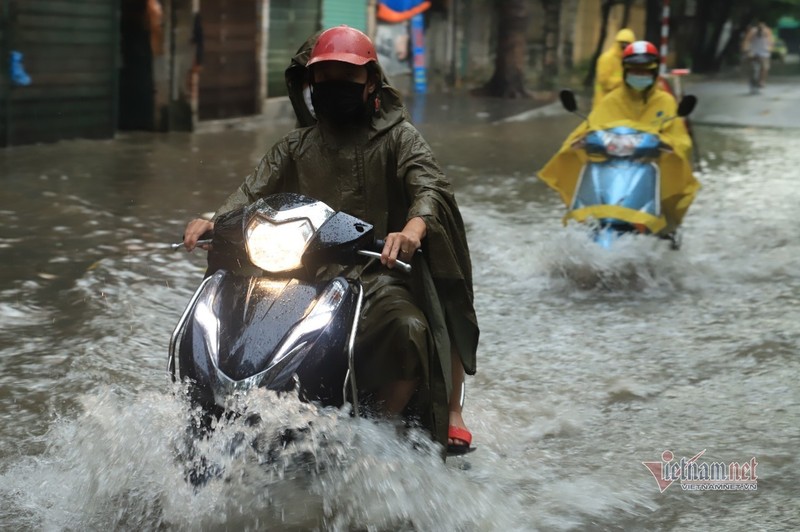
[1,0,651,147]
[0,0,374,147]
[1,0,119,147]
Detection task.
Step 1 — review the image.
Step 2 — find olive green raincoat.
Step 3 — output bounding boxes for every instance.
[213,36,479,451]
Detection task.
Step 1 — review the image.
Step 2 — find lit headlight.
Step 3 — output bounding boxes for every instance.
[245,217,314,272]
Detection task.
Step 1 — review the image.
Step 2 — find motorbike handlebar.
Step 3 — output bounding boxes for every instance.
[170,236,414,273]
[170,239,211,251]
[357,250,412,274]
[171,229,214,251]
[369,238,420,273]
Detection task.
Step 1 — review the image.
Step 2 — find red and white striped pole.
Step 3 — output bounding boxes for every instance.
[660,0,670,75]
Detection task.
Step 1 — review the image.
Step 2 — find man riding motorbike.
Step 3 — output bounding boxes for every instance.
[182,26,479,455]
[539,40,700,237]
[593,28,636,108]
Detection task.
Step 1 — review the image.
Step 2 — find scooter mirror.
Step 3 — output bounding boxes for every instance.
[677,95,697,117]
[559,89,578,113]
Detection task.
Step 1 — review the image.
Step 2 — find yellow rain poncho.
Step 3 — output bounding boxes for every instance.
[594,46,625,107]
[593,28,636,107]
[539,84,700,235]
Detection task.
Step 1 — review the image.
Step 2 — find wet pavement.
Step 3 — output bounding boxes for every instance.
[684,76,800,129]
[201,89,560,133]
[0,82,798,531]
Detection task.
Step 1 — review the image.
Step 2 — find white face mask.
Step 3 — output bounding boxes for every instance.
[626,73,654,91]
[303,85,316,119]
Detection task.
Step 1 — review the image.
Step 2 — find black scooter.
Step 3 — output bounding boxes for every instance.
[168,193,412,421]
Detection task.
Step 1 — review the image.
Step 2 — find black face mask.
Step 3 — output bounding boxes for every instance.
[311,80,368,126]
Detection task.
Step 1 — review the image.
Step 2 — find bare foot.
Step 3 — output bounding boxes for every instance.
[448,410,471,446]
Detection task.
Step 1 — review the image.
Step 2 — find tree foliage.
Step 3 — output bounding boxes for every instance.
[650,0,800,72]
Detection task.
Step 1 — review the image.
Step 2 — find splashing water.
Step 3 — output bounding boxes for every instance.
[2,124,799,531]
[534,226,685,293]
[1,386,519,531]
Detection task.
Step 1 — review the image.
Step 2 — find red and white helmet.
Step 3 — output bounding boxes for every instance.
[622,41,660,69]
[307,25,377,67]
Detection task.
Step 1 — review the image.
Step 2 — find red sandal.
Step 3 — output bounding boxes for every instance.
[447,425,475,455]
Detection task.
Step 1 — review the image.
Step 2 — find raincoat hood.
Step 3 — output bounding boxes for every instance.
[286,31,409,135]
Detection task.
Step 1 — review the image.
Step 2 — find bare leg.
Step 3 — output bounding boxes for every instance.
[377,379,418,416]
[448,348,470,446]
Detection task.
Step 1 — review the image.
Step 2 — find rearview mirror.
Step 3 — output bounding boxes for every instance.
[559,89,578,113]
[677,95,697,117]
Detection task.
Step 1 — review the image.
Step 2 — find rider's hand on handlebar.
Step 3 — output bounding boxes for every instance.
[381,217,426,269]
[183,218,214,251]
[571,136,586,149]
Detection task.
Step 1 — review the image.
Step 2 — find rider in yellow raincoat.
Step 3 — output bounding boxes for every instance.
[539,41,699,236]
[593,28,635,108]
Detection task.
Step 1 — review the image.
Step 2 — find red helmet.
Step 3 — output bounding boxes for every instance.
[307,25,377,67]
[623,41,660,69]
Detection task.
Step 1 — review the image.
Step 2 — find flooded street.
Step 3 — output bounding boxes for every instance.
[0,96,798,531]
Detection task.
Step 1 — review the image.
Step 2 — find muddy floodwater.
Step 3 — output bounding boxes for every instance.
[0,94,798,531]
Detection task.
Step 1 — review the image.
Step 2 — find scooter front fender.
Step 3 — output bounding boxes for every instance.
[173,271,360,408]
